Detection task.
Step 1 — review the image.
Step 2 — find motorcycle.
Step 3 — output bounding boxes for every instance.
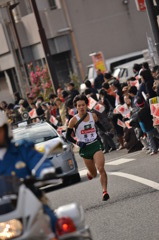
[0,141,92,240]
[0,175,92,240]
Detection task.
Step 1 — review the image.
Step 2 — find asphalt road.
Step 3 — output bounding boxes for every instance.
[47,149,159,240]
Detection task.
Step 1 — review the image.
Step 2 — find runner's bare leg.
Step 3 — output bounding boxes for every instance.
[83,158,97,178]
[93,150,107,192]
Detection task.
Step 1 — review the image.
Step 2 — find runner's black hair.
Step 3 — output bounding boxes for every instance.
[73,94,89,107]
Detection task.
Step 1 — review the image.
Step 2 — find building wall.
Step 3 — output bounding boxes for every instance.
[0,74,14,103]
[0,0,153,83]
[15,8,68,48]
[15,0,151,71]
[65,0,151,70]
[0,5,71,68]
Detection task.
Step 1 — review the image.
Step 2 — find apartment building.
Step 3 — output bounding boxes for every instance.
[0,0,151,102]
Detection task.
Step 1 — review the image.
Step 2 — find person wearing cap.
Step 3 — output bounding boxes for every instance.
[0,111,57,232]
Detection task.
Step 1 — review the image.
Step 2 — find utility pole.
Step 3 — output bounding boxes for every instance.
[145,0,159,62]
[8,2,30,89]
[0,1,26,97]
[30,0,58,92]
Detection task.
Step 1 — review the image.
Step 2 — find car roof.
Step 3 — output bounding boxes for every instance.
[13,122,54,133]
[105,50,145,66]
[113,58,145,69]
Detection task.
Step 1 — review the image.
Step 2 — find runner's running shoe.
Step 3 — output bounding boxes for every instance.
[87,172,93,180]
[102,191,110,201]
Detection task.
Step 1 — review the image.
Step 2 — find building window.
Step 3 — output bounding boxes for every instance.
[25,0,33,14]
[18,0,32,17]
[48,0,57,10]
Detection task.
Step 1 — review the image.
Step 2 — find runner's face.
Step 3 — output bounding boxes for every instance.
[76,100,87,114]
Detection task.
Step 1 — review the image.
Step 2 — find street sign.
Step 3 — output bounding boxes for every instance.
[0,0,10,6]
[135,0,146,12]
[89,51,107,74]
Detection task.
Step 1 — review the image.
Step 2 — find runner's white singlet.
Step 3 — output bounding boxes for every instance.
[75,112,97,143]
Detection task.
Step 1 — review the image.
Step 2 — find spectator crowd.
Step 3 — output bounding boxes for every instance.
[1,61,159,156]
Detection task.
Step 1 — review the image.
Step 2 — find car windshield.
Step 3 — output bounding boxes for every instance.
[13,124,58,144]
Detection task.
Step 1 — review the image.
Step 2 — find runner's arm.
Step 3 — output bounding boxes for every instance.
[66,117,77,144]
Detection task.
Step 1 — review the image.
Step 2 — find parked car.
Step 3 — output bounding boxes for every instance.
[112,57,145,83]
[12,122,81,186]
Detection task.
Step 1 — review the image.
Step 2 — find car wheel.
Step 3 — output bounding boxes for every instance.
[62,173,81,186]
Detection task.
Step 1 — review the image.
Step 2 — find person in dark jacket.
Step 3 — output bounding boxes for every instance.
[132,63,142,77]
[36,102,44,118]
[14,92,22,105]
[111,79,124,106]
[94,69,104,90]
[140,70,156,99]
[91,91,116,152]
[84,80,97,94]
[99,89,111,114]
[104,72,113,83]
[102,83,116,108]
[137,97,159,155]
[128,86,138,108]
[67,82,79,101]
[123,126,143,153]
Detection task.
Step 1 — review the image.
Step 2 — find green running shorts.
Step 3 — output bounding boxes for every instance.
[79,140,103,159]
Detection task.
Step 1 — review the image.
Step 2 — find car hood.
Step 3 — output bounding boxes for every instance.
[35,137,64,153]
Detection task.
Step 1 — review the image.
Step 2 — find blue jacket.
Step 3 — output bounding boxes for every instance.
[0,141,53,179]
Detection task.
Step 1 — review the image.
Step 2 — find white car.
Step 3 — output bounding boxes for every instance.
[13,122,81,186]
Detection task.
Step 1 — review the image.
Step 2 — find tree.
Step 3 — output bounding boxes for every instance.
[28,63,53,100]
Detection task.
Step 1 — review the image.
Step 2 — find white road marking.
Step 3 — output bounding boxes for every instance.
[105,151,141,162]
[79,169,88,177]
[79,158,136,176]
[106,158,135,165]
[108,172,159,191]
